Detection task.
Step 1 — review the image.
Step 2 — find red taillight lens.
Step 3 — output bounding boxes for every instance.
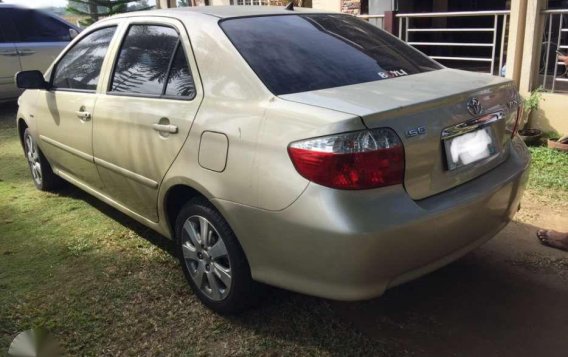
[506,88,523,138]
[512,104,523,138]
[288,128,405,190]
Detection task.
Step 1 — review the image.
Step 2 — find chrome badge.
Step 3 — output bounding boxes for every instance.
[466,97,484,116]
[405,126,426,138]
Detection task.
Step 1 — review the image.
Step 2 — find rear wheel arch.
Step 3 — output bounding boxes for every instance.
[162,184,252,263]
[163,184,210,239]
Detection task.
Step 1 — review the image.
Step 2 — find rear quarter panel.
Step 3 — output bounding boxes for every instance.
[158,15,367,225]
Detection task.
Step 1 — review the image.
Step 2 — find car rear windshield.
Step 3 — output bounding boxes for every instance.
[220,14,442,95]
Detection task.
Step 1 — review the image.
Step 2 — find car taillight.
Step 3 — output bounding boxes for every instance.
[288,128,404,190]
[511,104,523,138]
[506,88,523,138]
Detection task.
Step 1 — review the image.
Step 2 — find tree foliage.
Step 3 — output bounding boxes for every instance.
[67,0,152,27]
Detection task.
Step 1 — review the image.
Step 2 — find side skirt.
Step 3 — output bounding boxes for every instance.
[53,167,171,239]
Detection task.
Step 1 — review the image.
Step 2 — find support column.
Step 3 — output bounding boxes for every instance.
[383,10,398,35]
[341,0,362,15]
[156,0,177,9]
[516,0,546,94]
[505,0,529,87]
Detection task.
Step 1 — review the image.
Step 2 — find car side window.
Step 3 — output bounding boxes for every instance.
[110,25,179,95]
[52,27,116,91]
[12,9,71,42]
[164,44,196,98]
[110,24,196,99]
[0,10,19,42]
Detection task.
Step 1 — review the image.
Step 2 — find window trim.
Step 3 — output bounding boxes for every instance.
[163,42,197,100]
[106,22,196,102]
[49,25,118,93]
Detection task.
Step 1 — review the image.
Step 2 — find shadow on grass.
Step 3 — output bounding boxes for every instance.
[10,174,568,355]
[47,182,568,356]
[52,185,391,355]
[0,101,18,129]
[55,185,176,257]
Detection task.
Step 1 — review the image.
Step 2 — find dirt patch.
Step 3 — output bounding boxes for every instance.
[332,196,568,357]
[515,190,568,233]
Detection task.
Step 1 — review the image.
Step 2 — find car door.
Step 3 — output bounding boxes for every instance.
[0,9,22,100]
[93,19,203,222]
[10,7,73,73]
[35,25,119,190]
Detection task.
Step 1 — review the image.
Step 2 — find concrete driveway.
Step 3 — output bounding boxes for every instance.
[1,101,567,356]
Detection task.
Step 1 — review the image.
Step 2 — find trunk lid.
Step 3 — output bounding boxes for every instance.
[280,68,518,200]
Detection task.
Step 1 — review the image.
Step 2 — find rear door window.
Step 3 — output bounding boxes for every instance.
[221,14,442,95]
[110,24,196,99]
[110,25,179,96]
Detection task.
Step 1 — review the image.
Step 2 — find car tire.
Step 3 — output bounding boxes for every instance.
[23,128,63,191]
[175,197,262,314]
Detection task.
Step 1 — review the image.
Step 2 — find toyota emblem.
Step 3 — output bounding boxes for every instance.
[466,97,483,116]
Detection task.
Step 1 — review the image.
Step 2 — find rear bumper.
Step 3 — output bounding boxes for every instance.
[214,137,530,301]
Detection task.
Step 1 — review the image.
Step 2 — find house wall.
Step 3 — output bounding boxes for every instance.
[533,94,568,135]
[341,0,362,14]
[369,0,393,13]
[313,0,364,14]
[312,0,342,12]
[517,0,568,135]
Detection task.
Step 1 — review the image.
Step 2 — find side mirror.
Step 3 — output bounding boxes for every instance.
[69,28,79,40]
[16,70,48,90]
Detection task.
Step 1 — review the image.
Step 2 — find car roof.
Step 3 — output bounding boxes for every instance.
[0,4,80,30]
[0,3,25,8]
[110,5,330,20]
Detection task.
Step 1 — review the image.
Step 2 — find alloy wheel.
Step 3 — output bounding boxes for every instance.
[25,134,42,185]
[181,215,232,301]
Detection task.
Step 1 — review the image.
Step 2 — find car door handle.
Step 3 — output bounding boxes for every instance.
[76,111,91,121]
[17,49,36,56]
[152,123,178,134]
[0,50,19,56]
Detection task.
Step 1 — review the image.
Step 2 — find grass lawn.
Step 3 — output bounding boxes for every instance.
[527,147,568,192]
[1,104,567,355]
[0,109,388,355]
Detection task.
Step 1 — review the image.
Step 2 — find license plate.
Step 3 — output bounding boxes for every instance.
[444,126,498,170]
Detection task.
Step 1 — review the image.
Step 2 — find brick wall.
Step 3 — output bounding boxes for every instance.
[341,0,361,15]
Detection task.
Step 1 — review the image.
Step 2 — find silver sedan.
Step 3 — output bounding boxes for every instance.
[0,4,78,102]
[15,6,529,314]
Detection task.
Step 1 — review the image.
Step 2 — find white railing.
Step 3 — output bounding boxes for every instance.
[357,14,385,29]
[540,9,568,93]
[235,0,282,5]
[396,10,510,75]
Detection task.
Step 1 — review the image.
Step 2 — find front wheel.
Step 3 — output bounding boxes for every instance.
[23,128,63,191]
[175,198,262,314]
